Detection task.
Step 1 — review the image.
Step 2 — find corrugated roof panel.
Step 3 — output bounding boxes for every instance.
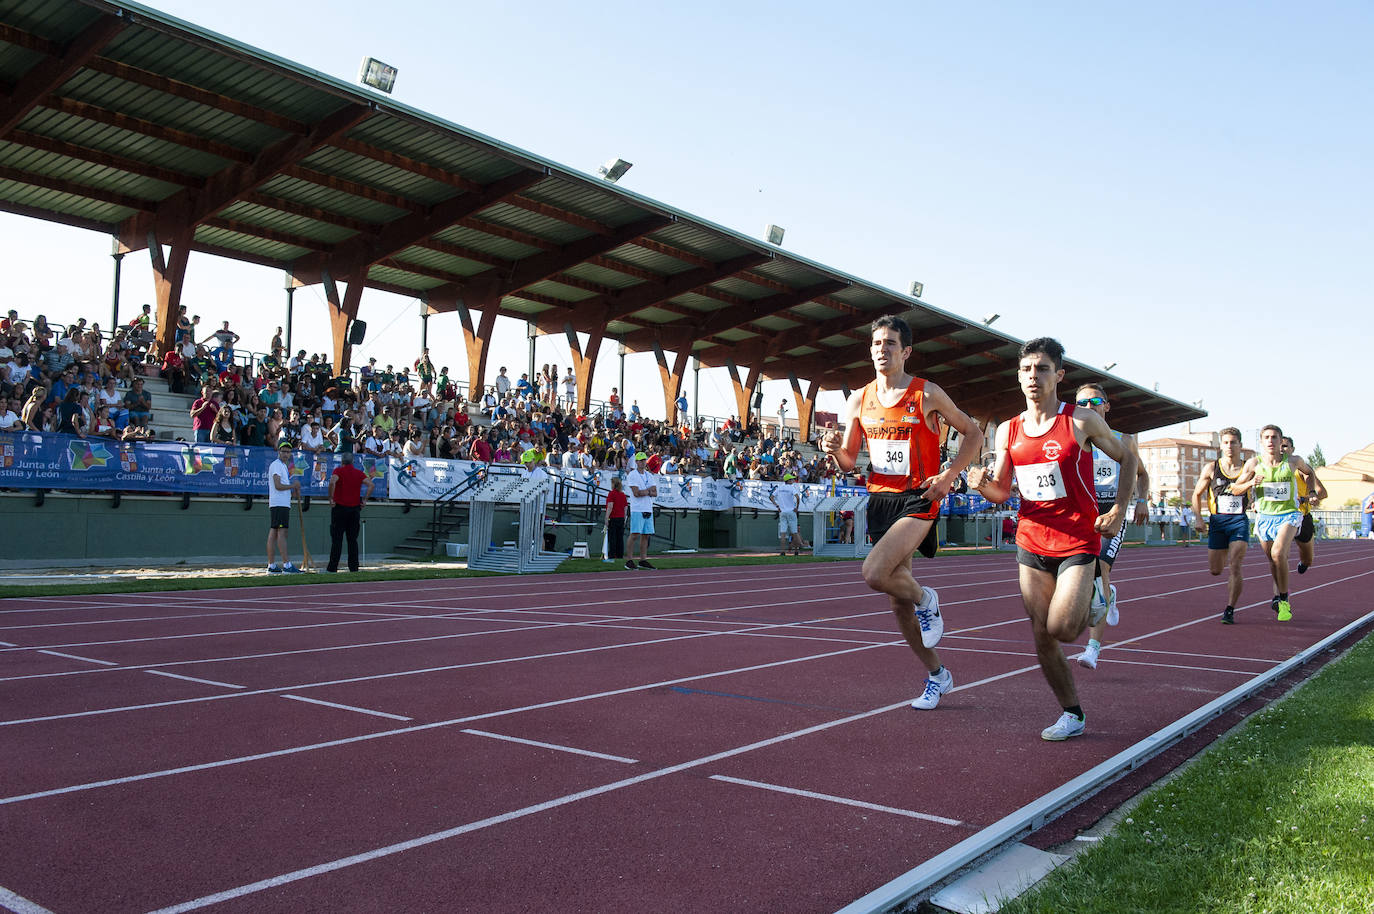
[299,147,454,206]
[629,307,690,326]
[104,31,350,123]
[257,175,411,224]
[664,293,725,314]
[522,182,654,229]
[475,203,585,246]
[707,277,772,300]
[217,201,354,245]
[606,244,696,275]
[521,280,590,304]
[653,222,755,260]
[0,39,44,83]
[60,70,286,153]
[366,263,439,289]
[18,107,228,177]
[0,182,131,223]
[428,225,538,262]
[193,225,307,261]
[348,119,527,185]
[1,0,101,39]
[391,247,488,279]
[559,263,639,291]
[750,258,833,289]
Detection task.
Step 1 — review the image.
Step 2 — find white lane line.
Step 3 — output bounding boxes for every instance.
[461,729,638,764]
[145,671,245,690]
[143,665,1034,914]
[709,775,963,825]
[0,640,14,647]
[0,884,55,914]
[35,650,118,666]
[281,695,411,722]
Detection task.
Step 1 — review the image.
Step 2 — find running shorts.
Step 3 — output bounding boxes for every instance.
[1016,547,1096,577]
[1296,513,1315,544]
[269,506,291,529]
[1208,513,1250,549]
[1256,511,1301,543]
[1096,501,1126,566]
[866,489,938,558]
[778,510,799,536]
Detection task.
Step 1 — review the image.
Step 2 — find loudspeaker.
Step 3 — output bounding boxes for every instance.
[347,320,367,345]
[753,389,764,409]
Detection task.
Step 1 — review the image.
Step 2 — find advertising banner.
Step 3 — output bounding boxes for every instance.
[0,432,389,498]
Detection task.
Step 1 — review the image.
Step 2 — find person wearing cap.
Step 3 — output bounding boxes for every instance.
[266,442,304,574]
[770,472,806,556]
[327,451,372,573]
[624,450,658,570]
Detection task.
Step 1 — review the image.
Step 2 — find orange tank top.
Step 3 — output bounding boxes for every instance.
[858,377,942,496]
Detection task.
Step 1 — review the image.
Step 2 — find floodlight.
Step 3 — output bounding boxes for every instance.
[982,313,1000,326]
[1104,362,1117,372]
[597,158,633,183]
[765,224,785,245]
[358,57,398,94]
[908,281,924,298]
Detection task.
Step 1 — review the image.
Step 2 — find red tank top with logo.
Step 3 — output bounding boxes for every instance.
[858,377,942,512]
[1008,403,1100,557]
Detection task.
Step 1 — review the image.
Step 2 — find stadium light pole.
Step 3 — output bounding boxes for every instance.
[692,356,700,428]
[618,339,627,411]
[527,320,537,383]
[109,236,124,332]
[419,294,429,351]
[283,271,296,357]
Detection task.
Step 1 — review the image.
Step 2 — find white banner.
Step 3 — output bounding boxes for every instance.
[386,457,861,511]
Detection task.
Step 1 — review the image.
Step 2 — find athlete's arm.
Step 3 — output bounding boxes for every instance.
[1191,461,1214,532]
[967,422,1013,504]
[1127,433,1151,525]
[1078,410,1138,536]
[919,382,985,501]
[1291,457,1327,504]
[820,389,865,473]
[1230,458,1261,493]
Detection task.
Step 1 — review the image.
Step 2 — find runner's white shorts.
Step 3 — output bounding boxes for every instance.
[778,510,798,535]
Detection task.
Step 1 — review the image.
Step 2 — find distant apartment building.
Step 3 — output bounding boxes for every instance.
[1138,431,1255,504]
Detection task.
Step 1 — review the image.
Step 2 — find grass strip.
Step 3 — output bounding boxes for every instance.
[998,632,1374,914]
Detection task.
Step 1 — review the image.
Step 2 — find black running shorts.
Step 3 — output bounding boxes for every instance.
[1296,513,1315,544]
[866,489,939,558]
[1016,547,1096,577]
[270,506,291,529]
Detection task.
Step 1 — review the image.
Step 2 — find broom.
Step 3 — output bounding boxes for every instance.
[296,498,317,571]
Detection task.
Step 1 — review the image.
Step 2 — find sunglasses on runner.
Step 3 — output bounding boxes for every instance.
[1075,396,1107,407]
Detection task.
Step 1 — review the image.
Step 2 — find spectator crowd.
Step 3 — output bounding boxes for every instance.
[1,308,854,485]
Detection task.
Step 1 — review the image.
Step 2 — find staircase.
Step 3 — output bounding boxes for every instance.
[128,373,196,441]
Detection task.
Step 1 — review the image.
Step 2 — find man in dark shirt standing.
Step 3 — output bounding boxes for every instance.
[326,451,372,573]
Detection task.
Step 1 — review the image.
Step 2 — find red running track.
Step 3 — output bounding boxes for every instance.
[0,542,1371,913]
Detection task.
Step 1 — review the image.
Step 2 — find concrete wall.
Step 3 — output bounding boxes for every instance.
[0,491,430,568]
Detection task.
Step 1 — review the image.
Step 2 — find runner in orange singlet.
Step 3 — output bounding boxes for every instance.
[822,316,984,711]
[967,338,1138,741]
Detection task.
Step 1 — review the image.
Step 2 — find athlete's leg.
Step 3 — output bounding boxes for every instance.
[863,516,941,669]
[1268,523,1299,594]
[1019,564,1082,709]
[1225,539,1247,606]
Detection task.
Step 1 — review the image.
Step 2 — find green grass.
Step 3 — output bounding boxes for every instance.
[998,634,1374,914]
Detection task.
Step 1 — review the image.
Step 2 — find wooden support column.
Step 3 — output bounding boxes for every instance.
[789,374,821,443]
[147,229,192,358]
[725,357,766,425]
[653,342,692,424]
[458,295,500,399]
[322,271,364,374]
[565,322,604,414]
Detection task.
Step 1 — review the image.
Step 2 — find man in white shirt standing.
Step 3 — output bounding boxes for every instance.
[267,441,304,574]
[563,368,577,410]
[770,471,805,556]
[495,367,512,397]
[624,451,658,570]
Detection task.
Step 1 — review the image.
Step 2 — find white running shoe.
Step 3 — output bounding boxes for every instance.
[1088,581,1110,628]
[1105,584,1119,626]
[1041,711,1086,741]
[910,666,953,710]
[915,586,943,648]
[1076,642,1100,670]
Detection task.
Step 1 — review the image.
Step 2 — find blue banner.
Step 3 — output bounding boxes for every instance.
[0,432,390,498]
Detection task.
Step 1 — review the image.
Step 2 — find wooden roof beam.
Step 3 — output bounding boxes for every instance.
[7,129,205,187]
[0,162,154,212]
[0,14,126,137]
[42,95,254,163]
[84,56,307,133]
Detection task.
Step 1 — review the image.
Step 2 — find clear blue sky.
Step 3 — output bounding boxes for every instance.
[6,0,1370,462]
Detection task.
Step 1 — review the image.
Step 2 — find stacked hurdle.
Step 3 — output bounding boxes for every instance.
[811,495,872,558]
[466,471,568,573]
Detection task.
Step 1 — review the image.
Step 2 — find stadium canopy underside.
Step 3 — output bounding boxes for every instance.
[0,0,1204,436]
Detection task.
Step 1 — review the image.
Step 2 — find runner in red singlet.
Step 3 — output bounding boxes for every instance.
[822,316,984,711]
[967,338,1138,741]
